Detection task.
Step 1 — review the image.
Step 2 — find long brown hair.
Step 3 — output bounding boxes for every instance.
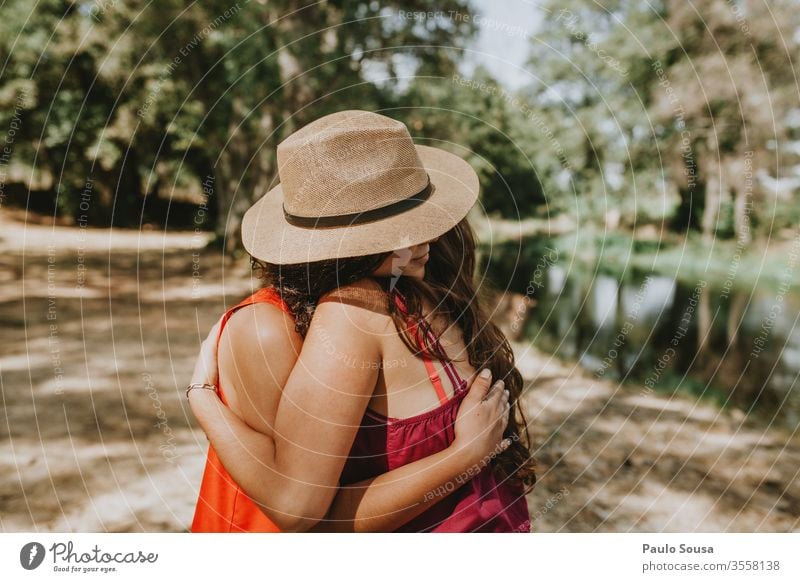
[253,219,536,489]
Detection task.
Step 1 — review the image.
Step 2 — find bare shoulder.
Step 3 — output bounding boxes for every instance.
[220,302,302,360]
[217,302,302,430]
[306,279,392,364]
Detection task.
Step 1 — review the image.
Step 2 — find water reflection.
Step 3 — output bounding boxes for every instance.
[484,242,800,430]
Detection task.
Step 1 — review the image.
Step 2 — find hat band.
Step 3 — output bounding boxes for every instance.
[283,175,434,229]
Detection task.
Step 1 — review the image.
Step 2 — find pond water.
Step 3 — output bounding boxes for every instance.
[483,240,800,430]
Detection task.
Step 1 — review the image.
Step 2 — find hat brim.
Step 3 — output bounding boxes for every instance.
[241,145,479,265]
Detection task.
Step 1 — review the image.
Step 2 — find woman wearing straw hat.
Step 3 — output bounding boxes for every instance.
[187,110,535,532]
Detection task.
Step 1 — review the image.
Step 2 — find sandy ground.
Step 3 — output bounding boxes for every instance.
[1,211,798,532]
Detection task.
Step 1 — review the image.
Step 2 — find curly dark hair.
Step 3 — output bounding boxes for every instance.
[252,219,536,490]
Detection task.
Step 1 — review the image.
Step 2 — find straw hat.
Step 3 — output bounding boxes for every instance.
[241,110,479,264]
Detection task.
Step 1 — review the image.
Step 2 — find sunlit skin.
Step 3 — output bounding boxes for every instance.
[188,235,510,532]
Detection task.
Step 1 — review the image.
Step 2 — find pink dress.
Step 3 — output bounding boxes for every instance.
[338,291,531,532]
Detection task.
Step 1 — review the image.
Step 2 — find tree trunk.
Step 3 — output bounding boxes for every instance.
[615,279,627,378]
[701,159,721,242]
[697,283,711,357]
[672,183,701,231]
[212,103,278,254]
[726,289,747,346]
[731,153,752,245]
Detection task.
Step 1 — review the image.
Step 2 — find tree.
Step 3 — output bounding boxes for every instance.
[398,65,548,219]
[521,0,800,242]
[1,1,479,247]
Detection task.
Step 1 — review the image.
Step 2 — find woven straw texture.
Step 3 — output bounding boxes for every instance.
[241,110,479,264]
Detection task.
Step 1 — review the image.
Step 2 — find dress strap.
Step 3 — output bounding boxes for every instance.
[414,325,450,406]
[417,317,467,393]
[392,290,465,403]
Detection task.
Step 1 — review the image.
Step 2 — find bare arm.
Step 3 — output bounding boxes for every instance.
[189,290,509,531]
[191,366,509,532]
[191,297,378,531]
[314,371,511,532]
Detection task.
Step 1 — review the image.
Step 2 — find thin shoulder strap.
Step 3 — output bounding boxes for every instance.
[393,291,463,404]
[417,317,467,392]
[415,326,450,406]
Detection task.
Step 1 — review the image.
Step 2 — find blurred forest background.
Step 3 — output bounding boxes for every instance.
[1,0,799,532]
[2,0,799,248]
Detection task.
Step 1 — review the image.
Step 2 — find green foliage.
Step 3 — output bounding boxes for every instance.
[0,0,477,238]
[520,0,800,243]
[2,0,798,253]
[398,66,549,218]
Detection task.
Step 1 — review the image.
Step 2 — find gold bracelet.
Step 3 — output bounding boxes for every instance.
[186,382,217,398]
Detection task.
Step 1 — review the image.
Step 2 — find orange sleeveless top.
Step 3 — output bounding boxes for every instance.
[190,287,291,533]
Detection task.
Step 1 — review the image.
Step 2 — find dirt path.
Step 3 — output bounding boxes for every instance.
[1,212,798,532]
[514,346,800,531]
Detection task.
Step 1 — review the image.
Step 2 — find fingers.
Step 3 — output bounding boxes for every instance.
[488,385,514,458]
[205,318,223,344]
[192,320,222,386]
[200,320,223,362]
[464,368,493,402]
[484,379,504,403]
[496,388,510,428]
[482,380,511,432]
[488,384,511,439]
